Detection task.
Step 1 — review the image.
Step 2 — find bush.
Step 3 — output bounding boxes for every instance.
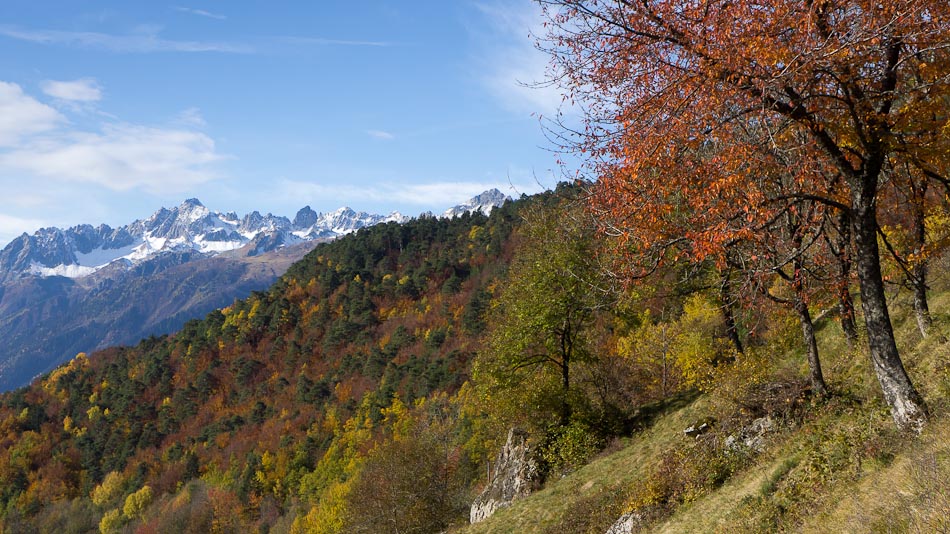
[627,434,749,514]
[540,486,626,534]
[539,421,604,475]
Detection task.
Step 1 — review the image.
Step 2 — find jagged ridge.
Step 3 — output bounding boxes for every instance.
[0,189,511,283]
[0,199,409,282]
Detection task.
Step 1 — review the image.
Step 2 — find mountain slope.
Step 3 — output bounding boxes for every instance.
[0,242,314,391]
[3,185,949,533]
[0,196,525,531]
[458,278,950,534]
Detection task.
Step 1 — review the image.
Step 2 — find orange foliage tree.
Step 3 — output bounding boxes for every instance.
[878,160,949,338]
[539,0,950,431]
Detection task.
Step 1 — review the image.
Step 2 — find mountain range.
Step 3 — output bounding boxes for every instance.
[0,189,509,391]
[0,199,409,282]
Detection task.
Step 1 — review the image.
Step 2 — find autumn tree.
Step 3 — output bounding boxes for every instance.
[878,160,949,338]
[729,194,831,398]
[822,210,860,347]
[474,193,608,428]
[540,0,950,431]
[341,396,469,533]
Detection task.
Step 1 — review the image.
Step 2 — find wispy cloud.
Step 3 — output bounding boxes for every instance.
[276,179,542,211]
[0,25,252,53]
[173,6,227,20]
[0,124,224,193]
[471,1,565,117]
[0,82,63,146]
[173,107,207,128]
[41,78,103,102]
[277,36,394,47]
[366,129,395,140]
[0,213,48,246]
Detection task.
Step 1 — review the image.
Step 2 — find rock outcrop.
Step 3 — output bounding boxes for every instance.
[724,416,775,453]
[605,511,644,534]
[470,428,542,524]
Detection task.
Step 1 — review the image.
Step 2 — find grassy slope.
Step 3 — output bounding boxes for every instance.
[458,271,950,534]
[461,395,710,534]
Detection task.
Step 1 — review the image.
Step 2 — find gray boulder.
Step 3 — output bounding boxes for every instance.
[605,511,644,534]
[724,416,775,453]
[470,428,542,523]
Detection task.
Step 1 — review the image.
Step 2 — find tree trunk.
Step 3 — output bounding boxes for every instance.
[834,212,860,347]
[838,285,860,347]
[912,262,933,338]
[794,297,828,398]
[852,189,928,432]
[910,194,932,338]
[560,357,571,426]
[560,327,572,427]
[719,273,744,354]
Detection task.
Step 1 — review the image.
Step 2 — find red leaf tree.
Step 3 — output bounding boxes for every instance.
[540,0,950,431]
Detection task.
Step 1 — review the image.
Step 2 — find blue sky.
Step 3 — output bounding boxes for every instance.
[0,1,566,245]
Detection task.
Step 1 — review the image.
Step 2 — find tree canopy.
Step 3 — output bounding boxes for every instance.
[474,192,608,429]
[539,0,950,432]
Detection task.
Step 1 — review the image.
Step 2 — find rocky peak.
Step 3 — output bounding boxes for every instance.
[443,188,510,219]
[293,206,318,229]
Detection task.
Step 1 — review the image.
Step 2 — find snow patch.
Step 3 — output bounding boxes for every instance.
[30,262,97,278]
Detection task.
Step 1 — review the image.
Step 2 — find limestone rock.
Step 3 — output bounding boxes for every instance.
[724,416,775,453]
[684,416,716,438]
[470,428,542,523]
[606,511,644,534]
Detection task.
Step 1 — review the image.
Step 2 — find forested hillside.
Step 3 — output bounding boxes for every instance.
[0,192,528,532]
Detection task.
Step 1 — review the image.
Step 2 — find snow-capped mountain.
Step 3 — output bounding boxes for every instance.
[442,188,510,218]
[0,189,509,282]
[0,188,512,390]
[0,199,407,282]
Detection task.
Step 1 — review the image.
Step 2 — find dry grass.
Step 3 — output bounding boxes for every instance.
[800,416,950,534]
[652,460,775,534]
[456,281,950,534]
[456,395,711,534]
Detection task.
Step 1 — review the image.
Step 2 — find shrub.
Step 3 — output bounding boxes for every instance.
[539,421,604,475]
[540,486,626,534]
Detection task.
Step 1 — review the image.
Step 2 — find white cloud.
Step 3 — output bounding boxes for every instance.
[0,213,47,246]
[366,129,395,140]
[277,36,393,47]
[0,81,226,195]
[0,25,251,53]
[41,78,102,102]
[276,179,543,210]
[0,82,63,146]
[472,1,565,117]
[173,6,227,20]
[174,107,207,128]
[0,124,224,193]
